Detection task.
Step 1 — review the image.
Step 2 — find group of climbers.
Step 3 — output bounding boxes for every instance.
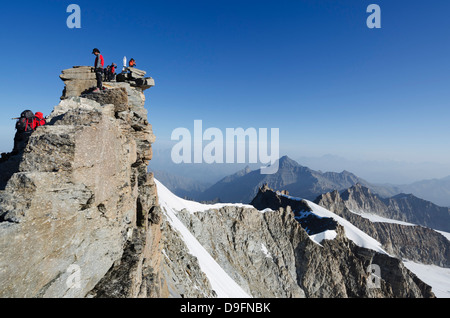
[92,48,138,93]
[8,110,46,156]
[104,63,117,82]
[2,48,138,160]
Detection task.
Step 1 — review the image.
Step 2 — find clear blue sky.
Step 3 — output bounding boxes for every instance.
[0,0,449,175]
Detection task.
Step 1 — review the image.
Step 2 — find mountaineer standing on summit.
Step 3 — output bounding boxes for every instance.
[92,48,104,92]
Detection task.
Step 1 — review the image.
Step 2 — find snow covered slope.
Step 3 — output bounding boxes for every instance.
[275,192,388,254]
[156,178,255,214]
[304,199,450,298]
[306,200,387,254]
[403,261,450,298]
[274,193,450,298]
[155,179,252,298]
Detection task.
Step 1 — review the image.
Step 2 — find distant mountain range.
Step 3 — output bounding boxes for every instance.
[195,156,395,203]
[396,176,450,208]
[154,155,450,208]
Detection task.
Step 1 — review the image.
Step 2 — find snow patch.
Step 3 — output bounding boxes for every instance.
[349,210,416,226]
[350,210,450,242]
[276,192,303,201]
[155,178,256,214]
[305,200,387,254]
[261,243,272,259]
[309,230,338,246]
[403,260,450,298]
[435,230,450,242]
[259,208,274,213]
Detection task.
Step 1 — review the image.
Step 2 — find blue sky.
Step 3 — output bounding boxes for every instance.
[0,0,449,182]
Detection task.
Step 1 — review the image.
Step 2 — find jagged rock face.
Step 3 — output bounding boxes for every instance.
[251,185,338,235]
[0,76,161,297]
[163,185,434,298]
[175,206,306,298]
[315,189,450,267]
[340,183,450,232]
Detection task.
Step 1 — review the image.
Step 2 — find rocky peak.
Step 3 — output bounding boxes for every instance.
[60,65,155,100]
[278,155,301,169]
[0,67,162,297]
[340,183,387,215]
[251,184,309,212]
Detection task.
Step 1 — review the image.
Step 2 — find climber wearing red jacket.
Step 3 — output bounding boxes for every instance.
[92,48,105,92]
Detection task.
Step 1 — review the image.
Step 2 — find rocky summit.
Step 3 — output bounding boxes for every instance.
[0,67,161,297]
[0,68,443,298]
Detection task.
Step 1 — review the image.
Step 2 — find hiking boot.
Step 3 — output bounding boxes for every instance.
[92,88,100,93]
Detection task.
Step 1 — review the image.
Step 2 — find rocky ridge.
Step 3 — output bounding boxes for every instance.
[166,184,435,298]
[339,183,450,232]
[314,185,450,267]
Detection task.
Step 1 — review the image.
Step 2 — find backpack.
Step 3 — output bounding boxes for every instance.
[16,110,35,133]
[34,112,46,128]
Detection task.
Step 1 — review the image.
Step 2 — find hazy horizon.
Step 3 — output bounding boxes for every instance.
[1,1,449,186]
[150,142,450,186]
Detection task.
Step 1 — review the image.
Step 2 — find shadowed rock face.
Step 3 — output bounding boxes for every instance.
[250,184,338,235]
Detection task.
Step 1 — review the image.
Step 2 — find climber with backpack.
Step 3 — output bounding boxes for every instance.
[12,110,36,154]
[109,63,117,81]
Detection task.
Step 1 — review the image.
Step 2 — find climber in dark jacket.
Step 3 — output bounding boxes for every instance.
[109,63,117,81]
